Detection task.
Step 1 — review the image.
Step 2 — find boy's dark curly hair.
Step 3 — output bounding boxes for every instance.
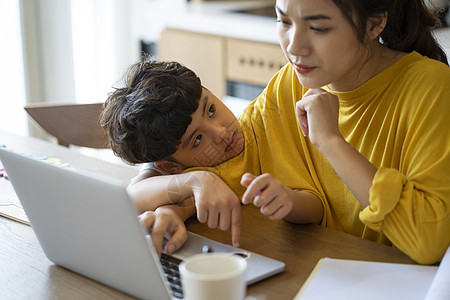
[100,56,202,164]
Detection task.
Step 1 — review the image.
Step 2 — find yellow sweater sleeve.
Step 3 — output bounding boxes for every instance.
[361,168,450,264]
[358,54,450,264]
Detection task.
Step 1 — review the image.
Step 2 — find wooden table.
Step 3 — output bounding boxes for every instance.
[0,130,415,299]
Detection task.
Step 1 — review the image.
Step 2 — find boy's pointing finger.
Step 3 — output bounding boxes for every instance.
[231,205,241,248]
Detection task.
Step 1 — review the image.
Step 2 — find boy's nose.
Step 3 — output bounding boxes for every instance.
[213,126,227,144]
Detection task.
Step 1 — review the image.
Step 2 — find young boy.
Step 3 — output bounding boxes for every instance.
[100,56,245,255]
[101,57,244,178]
[100,56,323,256]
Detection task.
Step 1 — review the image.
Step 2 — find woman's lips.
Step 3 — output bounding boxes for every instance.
[225,132,238,152]
[294,64,316,75]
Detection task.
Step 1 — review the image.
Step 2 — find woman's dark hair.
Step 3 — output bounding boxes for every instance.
[100,56,202,164]
[332,0,448,65]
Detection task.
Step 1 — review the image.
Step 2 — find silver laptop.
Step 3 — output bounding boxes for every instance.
[0,147,285,300]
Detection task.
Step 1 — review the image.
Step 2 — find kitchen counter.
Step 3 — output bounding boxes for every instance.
[139,0,279,44]
[139,0,450,54]
[165,0,278,43]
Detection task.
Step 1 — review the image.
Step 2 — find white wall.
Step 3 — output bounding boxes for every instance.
[17,0,144,140]
[71,0,140,104]
[20,0,76,107]
[0,0,27,135]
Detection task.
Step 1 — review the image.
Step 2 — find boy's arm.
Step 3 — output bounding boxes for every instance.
[129,168,163,186]
[128,170,242,247]
[127,172,198,213]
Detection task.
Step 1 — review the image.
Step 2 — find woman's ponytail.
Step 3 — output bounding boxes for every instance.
[333,0,448,65]
[381,0,448,65]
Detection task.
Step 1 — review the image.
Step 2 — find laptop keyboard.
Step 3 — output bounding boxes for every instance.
[160,253,183,299]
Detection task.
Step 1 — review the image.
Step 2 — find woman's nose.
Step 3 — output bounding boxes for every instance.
[287,26,310,57]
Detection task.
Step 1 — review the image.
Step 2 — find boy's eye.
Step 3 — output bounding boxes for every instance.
[208,104,216,117]
[193,134,202,147]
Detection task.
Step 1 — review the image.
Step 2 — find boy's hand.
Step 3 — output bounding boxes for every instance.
[138,207,188,258]
[241,173,294,220]
[190,171,242,248]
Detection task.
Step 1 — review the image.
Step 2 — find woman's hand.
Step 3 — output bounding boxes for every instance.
[241,173,294,220]
[296,88,341,150]
[297,88,376,208]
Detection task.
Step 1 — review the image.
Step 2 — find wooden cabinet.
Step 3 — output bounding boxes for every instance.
[158,28,226,97]
[226,38,286,86]
[159,28,286,98]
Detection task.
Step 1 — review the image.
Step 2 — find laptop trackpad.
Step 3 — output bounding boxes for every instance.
[173,232,285,285]
[172,232,250,260]
[147,231,285,285]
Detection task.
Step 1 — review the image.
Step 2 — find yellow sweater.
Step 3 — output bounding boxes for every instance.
[188,52,450,264]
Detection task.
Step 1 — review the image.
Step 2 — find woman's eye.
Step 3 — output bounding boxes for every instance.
[208,104,216,118]
[193,134,202,147]
[310,27,330,34]
[276,18,291,26]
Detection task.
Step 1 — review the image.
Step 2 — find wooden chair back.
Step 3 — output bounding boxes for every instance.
[24,102,110,149]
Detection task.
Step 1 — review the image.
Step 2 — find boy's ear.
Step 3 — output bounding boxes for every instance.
[154,160,185,174]
[366,12,388,40]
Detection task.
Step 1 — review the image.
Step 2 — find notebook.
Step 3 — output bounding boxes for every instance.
[0,148,285,300]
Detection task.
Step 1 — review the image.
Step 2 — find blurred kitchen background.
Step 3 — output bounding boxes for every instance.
[1,0,448,160]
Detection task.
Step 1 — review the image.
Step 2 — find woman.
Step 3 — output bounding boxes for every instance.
[262,0,449,264]
[125,0,449,264]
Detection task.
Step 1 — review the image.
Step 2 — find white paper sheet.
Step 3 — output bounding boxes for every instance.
[295,247,450,300]
[424,246,450,300]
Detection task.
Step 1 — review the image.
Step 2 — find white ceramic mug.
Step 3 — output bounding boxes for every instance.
[179,253,247,300]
